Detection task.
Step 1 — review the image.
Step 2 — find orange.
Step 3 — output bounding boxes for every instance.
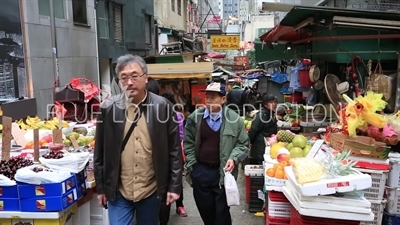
[280,161,288,167]
[275,170,285,179]
[266,168,275,177]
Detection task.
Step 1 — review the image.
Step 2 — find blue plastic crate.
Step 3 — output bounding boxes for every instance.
[0,198,20,211]
[383,211,400,225]
[20,188,78,212]
[0,185,18,198]
[18,174,77,199]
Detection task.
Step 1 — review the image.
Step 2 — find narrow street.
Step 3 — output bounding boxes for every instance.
[169,167,265,225]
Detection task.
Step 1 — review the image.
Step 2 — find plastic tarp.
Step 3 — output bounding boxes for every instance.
[240,71,268,79]
[270,71,289,84]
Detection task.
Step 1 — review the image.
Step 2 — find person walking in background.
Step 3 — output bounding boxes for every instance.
[227,78,246,116]
[184,82,249,225]
[248,94,278,165]
[146,79,188,224]
[147,77,160,95]
[94,54,182,225]
[160,92,188,225]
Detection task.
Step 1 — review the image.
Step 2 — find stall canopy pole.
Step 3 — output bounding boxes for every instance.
[49,0,60,94]
[395,41,400,111]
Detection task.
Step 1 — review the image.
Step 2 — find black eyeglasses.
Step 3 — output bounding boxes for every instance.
[120,73,146,82]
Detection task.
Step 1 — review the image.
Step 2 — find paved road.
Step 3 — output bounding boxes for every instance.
[169,167,265,225]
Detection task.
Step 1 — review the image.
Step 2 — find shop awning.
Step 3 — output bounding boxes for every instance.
[259,5,400,45]
[147,62,213,79]
[259,24,304,43]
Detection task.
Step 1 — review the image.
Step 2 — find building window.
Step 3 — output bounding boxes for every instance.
[72,0,88,24]
[145,15,152,44]
[171,0,175,12]
[38,0,65,19]
[97,0,109,39]
[112,3,123,42]
[177,0,181,16]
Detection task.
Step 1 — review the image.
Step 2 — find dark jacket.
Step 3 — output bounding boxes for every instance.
[227,87,246,113]
[94,92,183,202]
[248,108,277,160]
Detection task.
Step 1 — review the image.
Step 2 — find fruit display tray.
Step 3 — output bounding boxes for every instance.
[284,166,372,196]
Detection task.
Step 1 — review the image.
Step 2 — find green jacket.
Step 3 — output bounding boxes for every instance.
[184,106,249,184]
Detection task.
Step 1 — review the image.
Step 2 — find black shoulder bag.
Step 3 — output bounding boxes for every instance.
[121,105,147,152]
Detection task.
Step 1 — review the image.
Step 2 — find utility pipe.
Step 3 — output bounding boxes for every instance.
[49,0,60,94]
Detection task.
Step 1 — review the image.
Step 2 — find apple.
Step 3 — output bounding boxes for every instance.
[290,147,304,158]
[277,153,291,162]
[286,143,294,151]
[303,145,312,157]
[292,135,307,148]
[41,135,53,143]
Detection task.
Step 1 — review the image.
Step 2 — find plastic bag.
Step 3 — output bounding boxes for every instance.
[39,152,90,173]
[15,165,72,185]
[224,172,240,206]
[0,174,16,186]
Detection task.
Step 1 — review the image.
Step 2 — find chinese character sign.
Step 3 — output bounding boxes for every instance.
[234,56,249,70]
[210,35,240,50]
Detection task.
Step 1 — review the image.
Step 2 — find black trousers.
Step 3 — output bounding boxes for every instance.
[159,185,184,225]
[192,163,232,225]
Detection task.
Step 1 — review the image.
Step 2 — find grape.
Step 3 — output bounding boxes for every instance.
[42,150,64,159]
[13,222,33,225]
[0,156,34,180]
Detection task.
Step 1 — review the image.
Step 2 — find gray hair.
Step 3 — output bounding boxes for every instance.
[115,54,147,77]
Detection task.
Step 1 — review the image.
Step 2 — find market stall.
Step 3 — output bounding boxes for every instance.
[244,90,400,225]
[147,61,214,112]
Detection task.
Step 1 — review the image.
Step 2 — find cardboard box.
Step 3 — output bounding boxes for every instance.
[20,188,78,212]
[18,174,77,199]
[0,185,18,198]
[330,133,390,159]
[0,198,20,211]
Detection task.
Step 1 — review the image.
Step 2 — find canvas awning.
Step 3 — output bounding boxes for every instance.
[147,62,213,79]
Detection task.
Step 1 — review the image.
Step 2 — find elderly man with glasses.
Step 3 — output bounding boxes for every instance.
[94,54,183,225]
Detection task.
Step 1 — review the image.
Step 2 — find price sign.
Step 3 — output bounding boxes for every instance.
[52,129,63,144]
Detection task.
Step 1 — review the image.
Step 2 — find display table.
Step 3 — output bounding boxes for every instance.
[0,181,99,225]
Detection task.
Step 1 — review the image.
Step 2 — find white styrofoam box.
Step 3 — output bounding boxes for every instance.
[358,168,388,200]
[385,186,400,214]
[244,165,264,176]
[387,153,400,187]
[286,179,371,213]
[282,185,375,221]
[360,199,386,225]
[285,166,372,196]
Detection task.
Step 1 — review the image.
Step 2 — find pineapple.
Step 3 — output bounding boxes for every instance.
[277,130,295,143]
[292,158,325,184]
[325,150,357,177]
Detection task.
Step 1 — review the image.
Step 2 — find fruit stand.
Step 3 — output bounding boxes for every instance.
[0,111,102,225]
[245,92,400,225]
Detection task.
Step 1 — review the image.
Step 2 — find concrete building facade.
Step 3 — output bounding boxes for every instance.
[21,0,99,118]
[96,0,155,91]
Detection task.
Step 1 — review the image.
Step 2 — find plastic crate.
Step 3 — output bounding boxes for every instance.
[387,157,400,187]
[385,187,400,214]
[245,165,264,176]
[290,207,360,225]
[268,191,291,218]
[249,176,264,213]
[266,211,291,225]
[360,199,386,225]
[358,168,388,200]
[382,211,400,225]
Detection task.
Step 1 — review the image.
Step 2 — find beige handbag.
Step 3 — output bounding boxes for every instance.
[367,61,393,101]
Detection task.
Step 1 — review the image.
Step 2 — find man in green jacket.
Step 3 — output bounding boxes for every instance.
[184,82,249,225]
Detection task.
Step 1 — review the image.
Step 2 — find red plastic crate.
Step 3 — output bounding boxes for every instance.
[269,191,289,203]
[290,207,360,225]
